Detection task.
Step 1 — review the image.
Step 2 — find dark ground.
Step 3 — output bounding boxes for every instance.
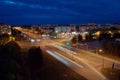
[37,50,87,80]
[20,45,87,80]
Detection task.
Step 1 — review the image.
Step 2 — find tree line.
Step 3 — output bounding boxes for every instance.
[0,33,43,80]
[102,39,120,57]
[71,31,120,44]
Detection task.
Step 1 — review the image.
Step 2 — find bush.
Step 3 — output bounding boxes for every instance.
[28,46,43,71]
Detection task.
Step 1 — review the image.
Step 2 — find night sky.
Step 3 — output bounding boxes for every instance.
[0,0,120,25]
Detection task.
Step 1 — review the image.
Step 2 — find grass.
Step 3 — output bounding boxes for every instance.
[101,68,120,80]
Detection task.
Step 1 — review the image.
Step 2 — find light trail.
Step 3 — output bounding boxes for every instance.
[46,50,83,68]
[53,45,107,80]
[72,55,108,80]
[55,51,84,68]
[46,50,108,80]
[18,28,110,80]
[46,50,70,66]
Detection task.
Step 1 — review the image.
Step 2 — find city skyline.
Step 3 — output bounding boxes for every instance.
[0,0,120,25]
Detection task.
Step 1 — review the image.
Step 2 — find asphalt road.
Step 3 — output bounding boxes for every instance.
[16,28,120,80]
[46,45,107,80]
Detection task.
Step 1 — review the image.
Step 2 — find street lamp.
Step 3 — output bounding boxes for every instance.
[99,49,102,52]
[99,49,104,68]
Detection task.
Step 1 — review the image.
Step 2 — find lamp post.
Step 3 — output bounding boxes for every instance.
[102,54,104,68]
[99,49,104,68]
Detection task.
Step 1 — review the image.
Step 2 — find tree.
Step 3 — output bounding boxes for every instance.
[85,34,93,41]
[3,41,21,64]
[0,58,24,80]
[101,39,120,57]
[0,41,26,80]
[114,45,120,57]
[98,33,104,41]
[78,34,82,42]
[99,33,111,41]
[107,41,114,55]
[71,36,77,44]
[0,33,10,45]
[113,32,120,39]
[28,46,43,71]
[104,33,111,39]
[11,29,22,41]
[101,39,109,53]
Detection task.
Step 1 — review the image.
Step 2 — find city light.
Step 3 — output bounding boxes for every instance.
[30,39,35,43]
[99,49,103,52]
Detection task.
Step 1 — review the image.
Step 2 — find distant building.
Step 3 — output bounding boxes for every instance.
[0,23,11,35]
[113,24,120,29]
[101,24,113,29]
[79,24,88,32]
[55,26,61,33]
[54,26,74,33]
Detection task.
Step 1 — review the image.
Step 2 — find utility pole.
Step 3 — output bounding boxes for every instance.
[102,55,104,68]
[112,62,114,69]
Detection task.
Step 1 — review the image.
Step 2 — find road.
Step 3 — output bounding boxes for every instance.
[16,28,120,80]
[17,39,107,80]
[46,45,107,80]
[42,38,120,70]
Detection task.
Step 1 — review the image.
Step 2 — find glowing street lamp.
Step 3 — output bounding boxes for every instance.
[99,49,102,53]
[98,49,104,68]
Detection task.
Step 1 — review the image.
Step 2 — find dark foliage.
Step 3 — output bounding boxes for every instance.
[71,36,77,44]
[11,29,22,41]
[0,33,10,45]
[99,33,111,41]
[28,46,43,71]
[102,39,120,57]
[0,58,24,80]
[0,41,26,80]
[85,34,93,41]
[0,33,9,39]
[113,33,120,39]
[2,41,23,66]
[78,34,82,42]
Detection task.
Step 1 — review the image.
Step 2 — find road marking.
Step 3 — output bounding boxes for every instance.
[73,55,108,80]
[54,45,77,55]
[46,50,108,80]
[46,50,70,66]
[55,51,84,68]
[46,50,83,69]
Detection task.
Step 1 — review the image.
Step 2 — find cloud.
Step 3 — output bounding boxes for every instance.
[4,0,16,5]
[2,0,82,17]
[4,0,57,10]
[1,0,120,24]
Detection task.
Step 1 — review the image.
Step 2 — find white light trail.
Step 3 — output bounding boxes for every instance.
[46,50,83,68]
[46,50,70,66]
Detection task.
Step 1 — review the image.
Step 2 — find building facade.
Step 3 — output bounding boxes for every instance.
[0,23,11,35]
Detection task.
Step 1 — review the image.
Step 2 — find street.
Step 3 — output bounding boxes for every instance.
[16,28,120,80]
